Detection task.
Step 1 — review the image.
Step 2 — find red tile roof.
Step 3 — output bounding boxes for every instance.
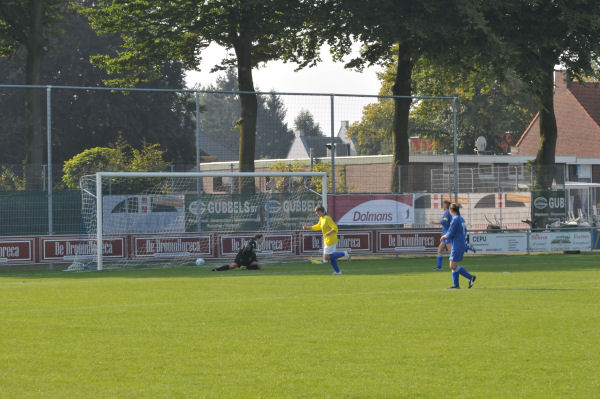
[513,71,600,157]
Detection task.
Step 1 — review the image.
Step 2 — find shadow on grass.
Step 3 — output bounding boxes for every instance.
[0,252,598,280]
[481,287,582,291]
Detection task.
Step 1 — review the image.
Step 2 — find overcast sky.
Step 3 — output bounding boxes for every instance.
[184,44,383,134]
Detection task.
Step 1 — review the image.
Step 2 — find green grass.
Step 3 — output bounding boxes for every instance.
[1,253,599,398]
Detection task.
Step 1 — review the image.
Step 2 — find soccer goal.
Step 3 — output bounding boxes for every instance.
[73,171,327,270]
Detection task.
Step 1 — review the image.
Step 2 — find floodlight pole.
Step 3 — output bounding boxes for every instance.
[452,97,458,203]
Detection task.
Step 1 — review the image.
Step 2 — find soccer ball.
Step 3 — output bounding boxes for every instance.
[195,258,205,265]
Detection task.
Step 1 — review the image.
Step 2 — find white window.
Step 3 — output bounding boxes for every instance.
[577,164,592,182]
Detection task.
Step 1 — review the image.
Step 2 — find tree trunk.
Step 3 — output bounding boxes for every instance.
[534,63,557,189]
[24,0,45,190]
[234,37,257,194]
[390,44,413,193]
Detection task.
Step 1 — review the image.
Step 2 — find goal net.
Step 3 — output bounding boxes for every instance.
[71,171,327,270]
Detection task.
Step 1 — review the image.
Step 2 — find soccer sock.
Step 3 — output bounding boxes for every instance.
[436,255,442,268]
[215,264,230,271]
[456,265,473,280]
[452,270,459,287]
[330,252,344,261]
[329,258,340,273]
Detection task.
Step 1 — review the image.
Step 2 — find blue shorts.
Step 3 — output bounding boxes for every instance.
[442,237,450,244]
[449,248,464,262]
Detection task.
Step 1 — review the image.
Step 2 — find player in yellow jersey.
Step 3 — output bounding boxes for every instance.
[303,204,350,274]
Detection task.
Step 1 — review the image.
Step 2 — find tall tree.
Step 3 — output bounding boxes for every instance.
[410,60,537,154]
[488,1,600,187]
[195,69,294,160]
[256,94,295,159]
[294,109,324,138]
[0,11,196,170]
[318,0,492,192]
[84,0,317,192]
[0,0,67,188]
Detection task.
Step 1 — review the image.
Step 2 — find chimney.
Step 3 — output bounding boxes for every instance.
[554,70,569,90]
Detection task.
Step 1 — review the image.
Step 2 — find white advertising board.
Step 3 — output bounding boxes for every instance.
[332,194,414,225]
[469,233,528,254]
[103,194,185,234]
[529,232,591,252]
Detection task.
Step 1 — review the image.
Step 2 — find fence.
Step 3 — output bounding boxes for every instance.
[1,84,596,239]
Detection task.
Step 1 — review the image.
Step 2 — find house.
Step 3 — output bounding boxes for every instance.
[286,120,356,159]
[198,130,238,162]
[512,70,600,183]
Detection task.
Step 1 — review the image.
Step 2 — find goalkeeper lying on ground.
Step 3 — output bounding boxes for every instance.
[212,234,264,271]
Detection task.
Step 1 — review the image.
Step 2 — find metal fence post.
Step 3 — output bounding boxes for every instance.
[46,86,53,235]
[330,94,335,195]
[452,97,458,203]
[195,92,201,172]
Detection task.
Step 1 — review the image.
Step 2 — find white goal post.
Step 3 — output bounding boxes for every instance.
[77,171,327,270]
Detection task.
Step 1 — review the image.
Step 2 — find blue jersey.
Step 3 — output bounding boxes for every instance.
[440,210,452,235]
[446,215,467,253]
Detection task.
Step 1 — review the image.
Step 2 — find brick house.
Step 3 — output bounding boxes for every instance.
[512,70,600,183]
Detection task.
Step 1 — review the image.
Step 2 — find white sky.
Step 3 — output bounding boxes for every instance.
[184,44,383,134]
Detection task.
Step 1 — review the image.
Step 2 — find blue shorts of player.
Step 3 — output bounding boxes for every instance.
[449,247,464,262]
[441,237,450,244]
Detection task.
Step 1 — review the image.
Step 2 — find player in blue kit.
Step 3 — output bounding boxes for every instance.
[434,200,452,270]
[441,203,476,289]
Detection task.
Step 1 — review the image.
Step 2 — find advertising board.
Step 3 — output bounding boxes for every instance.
[41,236,125,262]
[376,230,438,253]
[133,235,212,258]
[331,194,414,225]
[0,238,35,263]
[219,233,294,257]
[300,231,372,254]
[529,231,591,252]
[469,233,528,253]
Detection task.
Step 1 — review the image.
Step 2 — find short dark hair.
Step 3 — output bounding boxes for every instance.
[443,200,451,208]
[315,204,326,214]
[253,234,263,240]
[450,203,461,215]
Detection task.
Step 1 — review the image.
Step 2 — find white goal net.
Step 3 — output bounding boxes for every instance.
[71,171,327,270]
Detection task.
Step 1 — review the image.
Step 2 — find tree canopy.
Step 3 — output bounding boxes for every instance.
[486,0,600,186]
[0,0,70,188]
[61,135,169,189]
[318,0,493,191]
[0,11,196,169]
[194,68,294,161]
[84,0,319,192]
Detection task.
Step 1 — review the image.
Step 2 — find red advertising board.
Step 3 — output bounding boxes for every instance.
[41,236,125,261]
[376,230,439,253]
[133,235,212,258]
[0,237,34,263]
[219,233,294,257]
[300,231,372,254]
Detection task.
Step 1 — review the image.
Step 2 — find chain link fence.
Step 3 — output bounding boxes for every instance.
[1,84,597,235]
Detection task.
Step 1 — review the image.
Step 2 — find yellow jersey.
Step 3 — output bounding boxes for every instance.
[311,215,338,247]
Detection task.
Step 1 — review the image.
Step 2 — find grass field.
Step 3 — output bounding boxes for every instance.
[1,253,599,398]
